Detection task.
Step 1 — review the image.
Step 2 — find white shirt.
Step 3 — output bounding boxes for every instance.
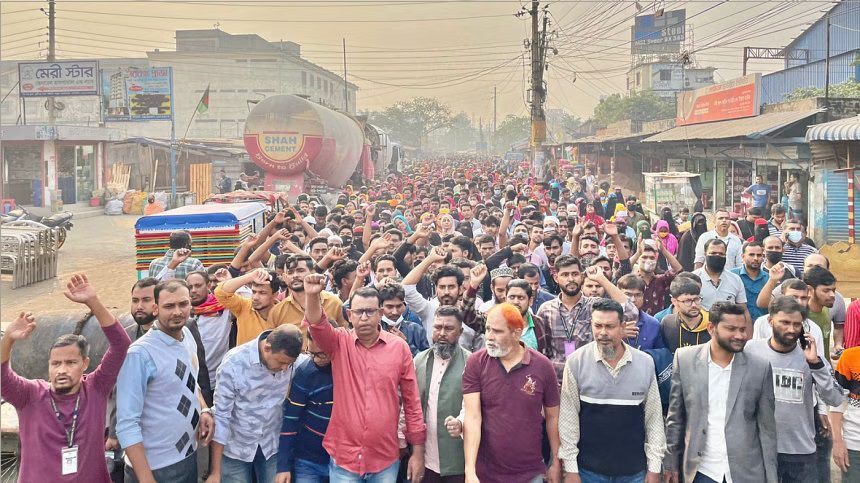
[195,309,232,378]
[694,231,744,270]
[699,350,734,483]
[423,354,449,473]
[691,267,747,311]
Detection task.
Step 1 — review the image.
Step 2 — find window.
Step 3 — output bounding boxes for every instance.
[659,70,671,81]
[635,72,641,86]
[301,71,306,87]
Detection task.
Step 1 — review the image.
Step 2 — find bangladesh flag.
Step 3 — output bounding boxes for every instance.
[196,85,210,114]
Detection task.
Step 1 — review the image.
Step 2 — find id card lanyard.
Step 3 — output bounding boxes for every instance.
[50,393,81,448]
[50,392,81,475]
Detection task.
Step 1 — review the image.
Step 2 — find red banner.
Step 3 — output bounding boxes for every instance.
[676,74,761,126]
[244,132,323,176]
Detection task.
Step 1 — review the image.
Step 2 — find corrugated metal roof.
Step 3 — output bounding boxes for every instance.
[571,129,663,144]
[642,109,822,143]
[806,115,860,141]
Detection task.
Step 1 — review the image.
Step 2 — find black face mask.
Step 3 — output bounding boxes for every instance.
[705,255,727,272]
[766,250,782,265]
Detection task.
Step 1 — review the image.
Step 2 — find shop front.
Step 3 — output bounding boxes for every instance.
[0,125,120,207]
[642,109,822,215]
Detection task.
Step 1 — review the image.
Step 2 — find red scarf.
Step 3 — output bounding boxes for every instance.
[194,293,225,317]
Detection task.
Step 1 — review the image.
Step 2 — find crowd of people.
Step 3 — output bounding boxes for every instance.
[3,156,860,483]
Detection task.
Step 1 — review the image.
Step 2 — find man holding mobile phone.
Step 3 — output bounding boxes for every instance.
[745,296,845,482]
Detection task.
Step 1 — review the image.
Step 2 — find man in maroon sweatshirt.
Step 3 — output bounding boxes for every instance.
[1,273,131,482]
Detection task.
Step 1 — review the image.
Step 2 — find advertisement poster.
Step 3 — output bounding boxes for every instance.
[101,67,173,121]
[631,9,686,54]
[18,61,99,97]
[243,131,323,176]
[676,74,761,126]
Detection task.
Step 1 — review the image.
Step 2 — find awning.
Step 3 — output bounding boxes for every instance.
[117,137,247,156]
[806,115,860,142]
[643,109,822,143]
[570,129,664,145]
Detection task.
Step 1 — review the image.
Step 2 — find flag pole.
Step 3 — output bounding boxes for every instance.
[183,84,209,141]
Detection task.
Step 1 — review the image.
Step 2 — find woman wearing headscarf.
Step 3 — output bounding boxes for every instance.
[583,201,606,232]
[657,207,680,237]
[678,213,708,272]
[436,212,456,236]
[654,220,679,255]
[392,213,414,235]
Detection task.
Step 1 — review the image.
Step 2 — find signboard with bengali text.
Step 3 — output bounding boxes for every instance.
[631,10,686,55]
[676,73,762,126]
[101,67,173,121]
[18,61,99,97]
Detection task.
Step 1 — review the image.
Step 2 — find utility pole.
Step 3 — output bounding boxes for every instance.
[47,0,56,124]
[342,38,348,113]
[527,2,549,174]
[824,14,831,120]
[45,0,58,208]
[493,86,497,154]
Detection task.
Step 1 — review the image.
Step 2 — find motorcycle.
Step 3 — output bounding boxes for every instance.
[0,207,74,248]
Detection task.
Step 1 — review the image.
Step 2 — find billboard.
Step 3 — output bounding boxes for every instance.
[18,61,99,97]
[101,67,173,121]
[676,73,762,126]
[631,9,686,55]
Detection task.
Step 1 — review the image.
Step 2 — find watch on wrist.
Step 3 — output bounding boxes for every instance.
[202,406,214,416]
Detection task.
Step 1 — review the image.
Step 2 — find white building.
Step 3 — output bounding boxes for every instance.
[626,61,716,99]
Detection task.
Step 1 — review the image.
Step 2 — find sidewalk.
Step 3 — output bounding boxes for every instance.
[19,202,104,220]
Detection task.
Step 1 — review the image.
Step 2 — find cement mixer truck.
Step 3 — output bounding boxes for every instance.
[243,95,400,197]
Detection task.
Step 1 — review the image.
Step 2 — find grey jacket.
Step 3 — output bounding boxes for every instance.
[664,344,777,483]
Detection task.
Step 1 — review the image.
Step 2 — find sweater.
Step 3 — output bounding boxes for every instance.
[1,321,131,483]
[277,357,334,473]
[116,326,201,470]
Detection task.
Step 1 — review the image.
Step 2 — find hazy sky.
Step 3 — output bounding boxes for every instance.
[0,0,838,121]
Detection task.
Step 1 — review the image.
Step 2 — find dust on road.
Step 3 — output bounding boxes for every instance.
[1,215,140,321]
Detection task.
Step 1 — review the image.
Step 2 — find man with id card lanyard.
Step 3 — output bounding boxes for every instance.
[0,273,132,482]
[536,255,639,383]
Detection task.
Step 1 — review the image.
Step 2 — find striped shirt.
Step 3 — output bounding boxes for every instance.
[781,243,818,278]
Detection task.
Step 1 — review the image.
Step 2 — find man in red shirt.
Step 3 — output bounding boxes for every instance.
[303,274,427,482]
[462,303,561,483]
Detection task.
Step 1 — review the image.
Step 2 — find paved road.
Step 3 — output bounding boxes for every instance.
[1,214,140,321]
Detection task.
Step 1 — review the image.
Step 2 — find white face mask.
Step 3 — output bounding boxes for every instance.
[640,260,657,273]
[787,231,803,243]
[382,315,403,328]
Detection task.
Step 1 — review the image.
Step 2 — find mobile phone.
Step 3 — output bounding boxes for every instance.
[799,325,808,350]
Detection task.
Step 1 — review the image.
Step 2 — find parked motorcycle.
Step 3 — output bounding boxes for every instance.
[0,207,74,248]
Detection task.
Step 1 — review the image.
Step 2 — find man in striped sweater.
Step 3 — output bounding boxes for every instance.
[276,333,334,483]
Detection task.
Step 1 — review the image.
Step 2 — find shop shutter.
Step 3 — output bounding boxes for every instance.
[824,169,849,242]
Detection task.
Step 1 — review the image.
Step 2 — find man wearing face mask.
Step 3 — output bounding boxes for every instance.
[692,239,749,318]
[379,282,430,356]
[780,219,818,278]
[694,210,744,271]
[630,239,682,317]
[759,236,796,281]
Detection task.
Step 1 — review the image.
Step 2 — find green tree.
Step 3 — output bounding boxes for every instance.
[367,97,453,149]
[592,91,676,126]
[431,112,476,152]
[561,113,584,137]
[785,79,860,101]
[493,115,530,153]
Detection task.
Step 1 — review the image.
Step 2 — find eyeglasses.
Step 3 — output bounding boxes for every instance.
[623,291,644,299]
[349,308,379,318]
[304,350,328,359]
[675,296,702,306]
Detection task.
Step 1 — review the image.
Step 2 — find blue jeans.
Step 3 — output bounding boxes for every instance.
[295,458,330,483]
[328,458,399,483]
[579,468,646,483]
[221,446,278,483]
